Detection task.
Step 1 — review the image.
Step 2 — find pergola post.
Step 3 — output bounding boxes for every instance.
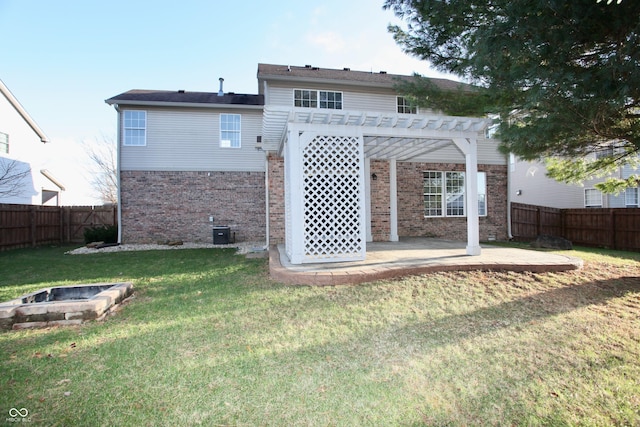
[454,137,481,256]
[389,158,399,242]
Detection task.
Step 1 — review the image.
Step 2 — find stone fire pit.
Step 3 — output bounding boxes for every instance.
[0,282,133,330]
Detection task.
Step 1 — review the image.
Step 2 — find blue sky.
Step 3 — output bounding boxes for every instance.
[1,0,451,204]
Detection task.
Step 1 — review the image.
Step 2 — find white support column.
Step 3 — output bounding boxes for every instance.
[453,137,481,256]
[389,158,399,242]
[286,128,306,264]
[365,157,373,242]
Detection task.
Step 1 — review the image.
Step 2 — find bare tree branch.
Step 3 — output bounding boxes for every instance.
[84,136,117,204]
[0,158,31,199]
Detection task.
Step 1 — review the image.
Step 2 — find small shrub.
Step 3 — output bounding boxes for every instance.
[84,225,118,244]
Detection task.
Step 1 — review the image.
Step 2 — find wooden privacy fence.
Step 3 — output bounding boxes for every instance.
[511,202,640,252]
[0,204,117,251]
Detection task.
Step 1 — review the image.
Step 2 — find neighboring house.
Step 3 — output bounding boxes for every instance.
[0,79,65,205]
[510,154,639,209]
[106,64,508,264]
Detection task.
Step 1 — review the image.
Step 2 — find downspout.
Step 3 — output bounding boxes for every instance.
[264,152,270,249]
[115,106,123,244]
[507,153,513,240]
[262,80,270,250]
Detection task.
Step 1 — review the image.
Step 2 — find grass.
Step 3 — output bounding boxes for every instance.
[0,244,638,426]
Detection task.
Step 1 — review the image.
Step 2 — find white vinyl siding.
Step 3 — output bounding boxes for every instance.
[510,158,586,208]
[120,108,264,172]
[0,132,8,154]
[270,83,396,112]
[264,83,505,166]
[123,110,146,146]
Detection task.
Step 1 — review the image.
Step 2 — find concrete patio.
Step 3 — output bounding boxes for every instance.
[269,238,583,285]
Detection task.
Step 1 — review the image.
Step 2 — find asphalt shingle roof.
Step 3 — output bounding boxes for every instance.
[106,63,472,106]
[257,63,470,92]
[105,90,264,106]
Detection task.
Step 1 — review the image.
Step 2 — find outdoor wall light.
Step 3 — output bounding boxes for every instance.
[371,173,377,181]
[516,189,522,196]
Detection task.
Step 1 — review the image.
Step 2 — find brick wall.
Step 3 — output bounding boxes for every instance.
[120,170,266,243]
[370,160,391,241]
[267,155,285,244]
[265,158,508,245]
[397,162,508,241]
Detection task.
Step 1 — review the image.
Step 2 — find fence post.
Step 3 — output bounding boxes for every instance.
[536,206,541,237]
[609,209,616,250]
[59,206,64,244]
[30,206,37,247]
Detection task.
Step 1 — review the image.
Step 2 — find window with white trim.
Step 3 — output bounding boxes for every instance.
[477,172,487,216]
[123,110,146,146]
[0,132,8,154]
[584,188,602,207]
[595,146,614,160]
[220,114,241,148]
[423,171,487,217]
[294,89,342,109]
[625,187,639,207]
[397,96,417,114]
[446,172,465,216]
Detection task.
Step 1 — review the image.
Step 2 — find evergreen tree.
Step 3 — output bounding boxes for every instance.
[385,0,640,192]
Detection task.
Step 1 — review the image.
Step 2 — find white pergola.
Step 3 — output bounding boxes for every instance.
[262,106,491,265]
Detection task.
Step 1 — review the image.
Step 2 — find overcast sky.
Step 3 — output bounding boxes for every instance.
[1,0,453,204]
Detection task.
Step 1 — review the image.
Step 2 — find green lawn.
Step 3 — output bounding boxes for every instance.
[0,245,638,426]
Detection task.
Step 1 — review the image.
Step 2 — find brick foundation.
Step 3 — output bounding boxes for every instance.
[120,170,266,243]
[267,154,285,244]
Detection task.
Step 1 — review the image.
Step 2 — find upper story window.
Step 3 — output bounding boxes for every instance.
[595,146,614,160]
[220,114,241,148]
[294,89,342,109]
[584,188,602,207]
[397,96,417,114]
[123,110,146,146]
[319,91,342,109]
[625,187,639,207]
[423,171,487,217]
[0,132,8,154]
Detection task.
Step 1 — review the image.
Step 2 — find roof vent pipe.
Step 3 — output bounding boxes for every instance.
[218,78,224,96]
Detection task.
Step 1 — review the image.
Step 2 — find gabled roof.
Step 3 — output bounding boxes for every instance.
[105,90,264,108]
[257,63,470,92]
[0,79,49,143]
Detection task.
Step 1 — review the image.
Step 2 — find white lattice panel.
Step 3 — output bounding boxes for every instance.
[302,135,365,261]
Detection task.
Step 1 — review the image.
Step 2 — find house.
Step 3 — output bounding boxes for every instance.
[106,64,508,264]
[0,79,65,205]
[510,154,639,209]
